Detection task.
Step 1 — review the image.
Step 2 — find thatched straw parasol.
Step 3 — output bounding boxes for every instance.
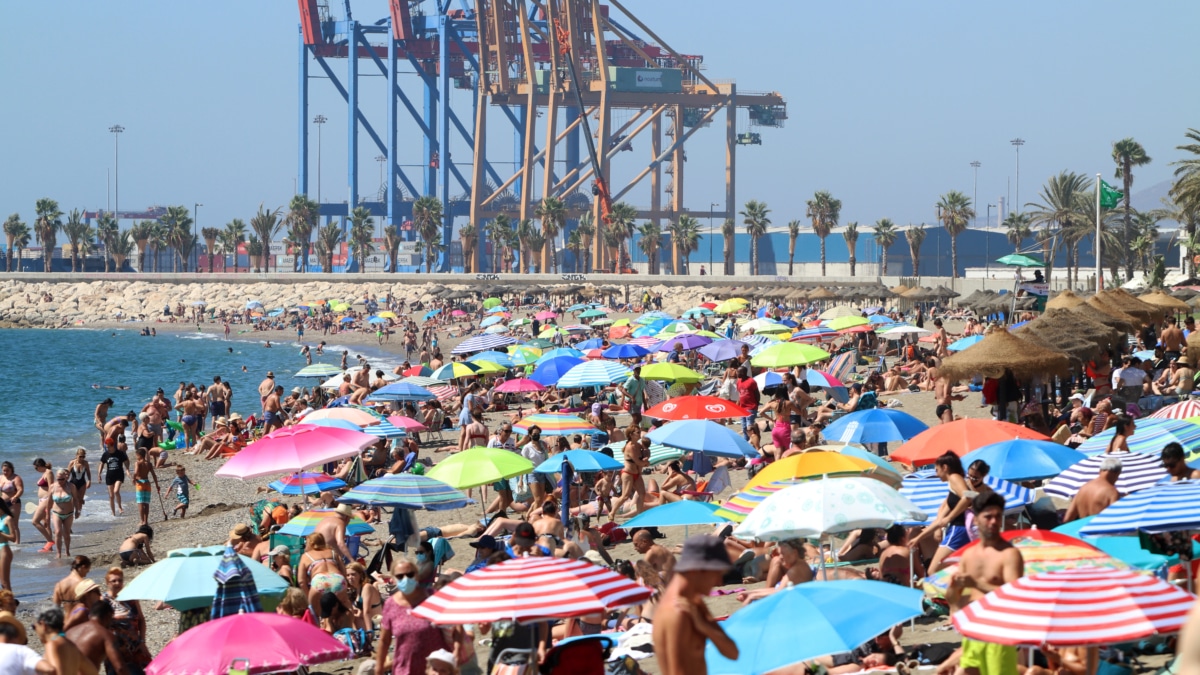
[891,285,910,296]
[1017,309,1122,362]
[1046,290,1087,310]
[808,287,836,300]
[1068,302,1135,333]
[933,285,960,299]
[1098,289,1166,323]
[1138,289,1190,313]
[1085,294,1147,327]
[1014,328,1090,365]
[939,329,1071,382]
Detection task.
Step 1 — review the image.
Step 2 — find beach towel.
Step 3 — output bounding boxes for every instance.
[430,537,455,566]
[827,349,858,383]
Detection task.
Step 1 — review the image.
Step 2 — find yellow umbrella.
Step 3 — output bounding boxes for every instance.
[728,297,750,304]
[748,451,876,489]
[376,311,397,319]
[470,360,508,375]
[714,301,746,314]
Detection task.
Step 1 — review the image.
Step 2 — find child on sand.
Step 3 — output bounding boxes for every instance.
[168,466,197,518]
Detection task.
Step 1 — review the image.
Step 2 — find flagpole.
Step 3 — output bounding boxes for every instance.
[1096,173,1102,292]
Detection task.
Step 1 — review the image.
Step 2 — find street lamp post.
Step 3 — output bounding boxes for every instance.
[986,203,995,279]
[194,203,202,271]
[109,125,124,224]
[709,202,719,275]
[971,160,981,278]
[313,115,327,203]
[1010,138,1025,214]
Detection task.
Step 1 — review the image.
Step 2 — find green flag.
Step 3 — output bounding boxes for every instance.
[1100,179,1123,209]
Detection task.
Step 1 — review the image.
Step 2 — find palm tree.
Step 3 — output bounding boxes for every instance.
[314,223,344,273]
[1026,171,1091,283]
[608,202,638,272]
[249,204,283,273]
[220,219,247,272]
[61,210,94,273]
[245,236,263,271]
[126,221,153,272]
[575,213,595,274]
[412,196,444,272]
[906,225,927,277]
[515,218,538,273]
[566,229,585,273]
[201,227,220,273]
[3,213,24,272]
[108,231,134,271]
[675,215,701,274]
[458,222,477,273]
[843,222,860,277]
[805,190,842,276]
[636,221,662,274]
[786,220,801,276]
[33,198,62,273]
[665,219,684,274]
[872,219,898,275]
[487,215,512,273]
[535,196,566,273]
[382,223,403,272]
[721,219,736,275]
[10,221,30,271]
[1112,138,1152,280]
[149,221,170,273]
[96,214,118,273]
[159,205,194,272]
[1170,130,1200,275]
[740,200,770,276]
[936,191,974,278]
[1003,212,1033,250]
[284,195,319,273]
[348,207,375,273]
[525,230,546,273]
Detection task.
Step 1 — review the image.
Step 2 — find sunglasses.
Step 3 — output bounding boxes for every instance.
[395,570,416,579]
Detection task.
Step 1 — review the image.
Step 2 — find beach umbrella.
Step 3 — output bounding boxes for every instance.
[578,308,607,319]
[823,408,929,446]
[1079,480,1200,536]
[469,360,508,375]
[1053,517,1176,571]
[647,420,757,458]
[591,318,615,327]
[714,300,747,314]
[294,363,343,378]
[961,440,1087,481]
[1044,452,1169,499]
[118,546,289,612]
[210,545,262,619]
[386,415,428,432]
[714,480,800,522]
[297,417,362,433]
[524,337,556,349]
[514,412,599,436]
[556,360,632,388]
[245,300,264,309]
[146,612,350,675]
[482,297,503,309]
[277,508,376,537]
[878,324,930,339]
[528,356,586,386]
[534,449,624,474]
[739,318,787,334]
[360,419,407,439]
[480,315,504,328]
[303,406,381,425]
[338,473,473,510]
[832,444,905,479]
[422,309,441,321]
[640,362,705,383]
[889,419,1048,467]
[620,501,730,529]
[365,382,437,402]
[750,342,831,368]
[509,317,532,327]
[535,310,558,321]
[751,369,785,392]
[816,305,859,320]
[338,316,355,324]
[431,361,484,380]
[494,378,546,394]
[412,556,652,625]
[643,396,749,421]
[952,567,1193,648]
[469,351,515,368]
[657,334,712,352]
[825,315,868,331]
[938,329,1071,383]
[215,426,377,480]
[575,338,605,350]
[538,347,586,362]
[791,326,840,343]
[683,307,715,318]
[601,343,650,359]
[706,580,924,675]
[1076,417,1200,459]
[698,339,748,362]
[995,252,1045,267]
[452,333,516,354]
[947,334,985,351]
[400,365,433,377]
[507,346,542,366]
[401,375,443,388]
[899,469,1035,525]
[426,446,534,489]
[749,450,879,487]
[734,476,926,542]
[267,472,347,495]
[367,316,388,324]
[804,369,848,402]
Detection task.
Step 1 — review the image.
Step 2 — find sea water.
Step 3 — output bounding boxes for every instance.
[0,327,405,602]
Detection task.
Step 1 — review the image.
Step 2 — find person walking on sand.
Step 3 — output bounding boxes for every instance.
[0,499,14,591]
[48,470,78,560]
[653,535,738,675]
[1,463,24,546]
[206,376,228,430]
[130,449,160,528]
[97,442,129,518]
[258,371,276,413]
[263,385,286,433]
[167,466,196,518]
[94,399,113,448]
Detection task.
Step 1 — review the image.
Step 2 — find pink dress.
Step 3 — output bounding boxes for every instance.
[380,596,447,675]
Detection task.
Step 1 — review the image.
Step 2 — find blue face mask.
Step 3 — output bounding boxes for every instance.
[396,576,417,595]
[415,553,428,563]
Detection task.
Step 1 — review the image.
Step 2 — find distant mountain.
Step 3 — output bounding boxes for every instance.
[1133,179,1176,227]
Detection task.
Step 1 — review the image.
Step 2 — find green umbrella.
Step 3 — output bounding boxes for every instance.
[295,363,343,378]
[750,342,832,368]
[640,362,705,383]
[826,315,869,331]
[117,546,289,611]
[525,338,555,349]
[482,297,503,309]
[579,308,608,319]
[426,446,534,489]
[996,253,1044,267]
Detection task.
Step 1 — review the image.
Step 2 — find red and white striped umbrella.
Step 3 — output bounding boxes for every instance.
[427,384,458,402]
[412,556,653,625]
[1150,400,1200,420]
[628,337,663,349]
[953,567,1196,646]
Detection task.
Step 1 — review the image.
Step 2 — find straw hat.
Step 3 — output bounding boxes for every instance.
[939,329,1071,382]
[335,503,355,518]
[229,523,251,541]
[74,579,101,599]
[214,417,228,427]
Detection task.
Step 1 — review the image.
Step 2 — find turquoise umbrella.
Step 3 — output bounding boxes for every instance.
[337,473,473,510]
[620,501,729,529]
[579,308,608,319]
[1053,516,1180,571]
[117,546,289,611]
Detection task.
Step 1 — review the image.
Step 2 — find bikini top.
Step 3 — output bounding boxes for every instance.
[0,480,15,495]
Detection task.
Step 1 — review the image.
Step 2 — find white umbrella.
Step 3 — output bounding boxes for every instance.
[734,476,925,543]
[878,325,930,339]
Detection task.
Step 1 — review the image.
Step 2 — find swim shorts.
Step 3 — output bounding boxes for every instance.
[940,524,972,550]
[209,401,226,417]
[135,488,151,505]
[959,638,1016,675]
[263,411,279,425]
[311,573,346,594]
[106,471,125,487]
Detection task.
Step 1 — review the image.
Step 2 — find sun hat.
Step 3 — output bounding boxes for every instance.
[426,649,456,668]
[582,549,606,566]
[229,523,251,541]
[335,503,356,518]
[74,579,101,598]
[674,534,732,573]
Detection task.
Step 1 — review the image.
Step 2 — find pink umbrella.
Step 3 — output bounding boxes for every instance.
[215,426,377,480]
[302,407,379,426]
[535,310,558,321]
[495,378,547,393]
[147,612,349,675]
[451,309,468,317]
[387,415,429,432]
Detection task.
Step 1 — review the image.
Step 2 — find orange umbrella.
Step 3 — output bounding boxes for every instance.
[889,419,1049,467]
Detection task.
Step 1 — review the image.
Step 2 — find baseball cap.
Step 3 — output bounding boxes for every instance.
[469,534,498,550]
[512,522,536,548]
[269,545,291,557]
[1069,393,1086,402]
[674,534,732,573]
[426,650,456,668]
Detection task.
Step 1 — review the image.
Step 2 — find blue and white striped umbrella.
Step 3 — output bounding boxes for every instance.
[338,473,473,510]
[1079,480,1200,536]
[452,333,516,354]
[556,360,632,389]
[537,347,585,364]
[1076,418,1200,459]
[365,382,437,403]
[1043,452,1168,500]
[362,420,406,439]
[899,470,1035,525]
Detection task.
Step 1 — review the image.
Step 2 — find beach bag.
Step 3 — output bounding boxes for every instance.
[333,627,369,656]
[509,475,533,503]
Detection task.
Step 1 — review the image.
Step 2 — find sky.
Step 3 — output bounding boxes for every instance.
[2,1,1198,235]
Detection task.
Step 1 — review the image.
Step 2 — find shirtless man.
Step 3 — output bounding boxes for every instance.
[652,535,738,675]
[258,371,276,413]
[933,319,951,358]
[64,602,126,675]
[94,399,113,447]
[944,492,1023,675]
[174,393,204,449]
[633,529,677,580]
[934,375,965,424]
[262,385,286,433]
[608,436,649,522]
[131,449,160,528]
[206,376,228,430]
[34,608,98,675]
[1162,317,1185,362]
[313,503,355,562]
[1162,443,1200,482]
[1064,458,1121,522]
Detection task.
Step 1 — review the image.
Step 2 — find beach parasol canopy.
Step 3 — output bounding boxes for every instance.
[1138,289,1191,312]
[900,470,1034,526]
[528,355,586,386]
[267,472,347,495]
[494,377,546,393]
[452,333,517,354]
[639,362,705,383]
[706,581,925,675]
[1053,517,1177,571]
[431,361,484,380]
[619,501,730,529]
[337,473,473,510]
[657,333,713,351]
[825,315,868,330]
[215,425,377,480]
[1152,400,1200,420]
[749,450,880,488]
[714,480,797,522]
[823,408,929,445]
[556,360,632,388]
[210,545,263,619]
[294,363,343,378]
[889,419,1050,467]
[426,446,534,489]
[387,415,428,431]
[995,253,1044,267]
[952,567,1194,647]
[365,381,437,402]
[600,343,650,359]
[1044,452,1169,499]
[1079,480,1200,535]
[642,395,749,421]
[1075,417,1200,460]
[513,412,599,436]
[749,342,831,368]
[960,439,1087,481]
[534,449,624,474]
[277,508,376,537]
[118,546,289,612]
[412,556,652,625]
[698,338,749,361]
[734,476,926,541]
[1046,289,1087,310]
[647,419,758,458]
[301,407,380,426]
[145,612,350,675]
[938,329,1072,382]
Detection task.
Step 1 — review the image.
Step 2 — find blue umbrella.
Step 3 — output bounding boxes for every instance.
[601,343,650,359]
[246,301,264,310]
[339,316,355,323]
[361,420,407,439]
[367,316,388,324]
[366,382,437,403]
[779,318,798,328]
[948,334,984,351]
[211,545,263,619]
[636,311,673,324]
[485,306,509,314]
[423,309,442,321]
[268,472,348,495]
[682,307,714,318]
[868,314,894,324]
[338,473,473,510]
[698,339,748,362]
[537,347,585,363]
[1079,480,1200,536]
[706,580,924,675]
[117,546,288,612]
[567,303,589,312]
[576,338,605,350]
[529,356,586,386]
[480,316,504,328]
[837,446,904,480]
[1076,417,1200,459]
[899,469,1034,525]
[468,351,515,368]
[1053,516,1176,571]
[534,449,624,474]
[823,408,928,444]
[961,439,1087,481]
[647,420,757,458]
[555,360,632,388]
[267,308,285,317]
[620,501,729,529]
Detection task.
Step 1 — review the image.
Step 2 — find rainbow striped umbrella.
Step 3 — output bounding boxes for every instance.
[513,413,600,436]
[431,361,484,380]
[277,508,376,537]
[337,474,473,511]
[714,480,800,522]
[267,472,347,496]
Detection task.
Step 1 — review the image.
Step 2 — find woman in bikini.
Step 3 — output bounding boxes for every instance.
[345,562,382,630]
[608,431,649,522]
[66,449,91,517]
[1106,414,1135,454]
[0,499,14,590]
[0,462,24,545]
[738,539,816,604]
[299,532,349,611]
[30,458,55,552]
[644,461,696,506]
[49,469,78,559]
[762,389,803,459]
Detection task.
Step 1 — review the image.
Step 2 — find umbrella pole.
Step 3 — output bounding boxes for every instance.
[909,548,916,629]
[820,536,828,581]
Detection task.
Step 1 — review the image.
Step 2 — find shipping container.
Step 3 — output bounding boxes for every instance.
[606,67,682,93]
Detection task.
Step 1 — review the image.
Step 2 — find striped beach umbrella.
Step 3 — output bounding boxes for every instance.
[412,556,652,624]
[468,351,515,368]
[401,375,443,387]
[295,363,343,378]
[899,469,1035,525]
[1076,417,1200,459]
[337,473,473,511]
[790,326,840,343]
[277,509,376,537]
[537,347,586,363]
[602,440,680,466]
[452,333,516,354]
[952,567,1194,647]
[714,480,799,522]
[1150,400,1200,420]
[267,472,347,495]
[627,337,664,349]
[1079,480,1200,535]
[361,419,406,439]
[529,356,586,386]
[513,412,599,436]
[1043,452,1168,499]
[556,360,632,389]
[427,384,458,402]
[365,382,437,403]
[431,361,484,381]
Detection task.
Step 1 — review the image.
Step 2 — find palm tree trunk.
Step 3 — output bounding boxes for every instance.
[950,236,959,279]
[787,237,796,276]
[819,237,827,276]
[1123,164,1134,280]
[4,238,11,273]
[849,252,856,277]
[882,250,888,276]
[750,237,758,275]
